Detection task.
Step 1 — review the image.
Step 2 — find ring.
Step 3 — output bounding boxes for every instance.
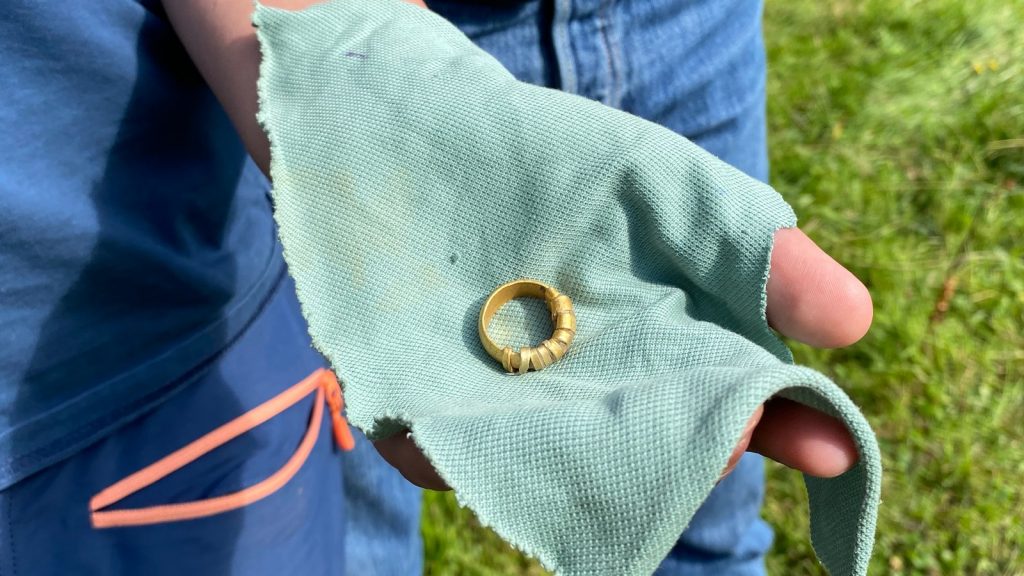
[478,279,576,374]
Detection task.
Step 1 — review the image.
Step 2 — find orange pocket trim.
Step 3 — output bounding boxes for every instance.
[90,368,353,529]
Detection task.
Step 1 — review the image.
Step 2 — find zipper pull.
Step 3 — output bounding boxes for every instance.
[322,370,355,451]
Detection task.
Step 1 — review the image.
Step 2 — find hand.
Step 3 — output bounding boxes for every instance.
[162,0,427,179]
[376,227,871,490]
[163,0,868,493]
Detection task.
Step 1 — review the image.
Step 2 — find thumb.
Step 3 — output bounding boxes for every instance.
[747,397,860,478]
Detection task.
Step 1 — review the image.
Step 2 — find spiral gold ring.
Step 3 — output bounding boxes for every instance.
[478,279,576,374]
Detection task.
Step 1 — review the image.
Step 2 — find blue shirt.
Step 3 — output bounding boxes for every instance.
[0,0,283,489]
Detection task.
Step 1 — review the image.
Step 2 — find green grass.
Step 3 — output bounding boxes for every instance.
[422,0,1024,574]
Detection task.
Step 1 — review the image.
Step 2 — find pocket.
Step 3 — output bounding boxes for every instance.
[89,368,354,529]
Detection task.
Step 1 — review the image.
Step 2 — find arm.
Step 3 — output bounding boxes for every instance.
[163,0,426,176]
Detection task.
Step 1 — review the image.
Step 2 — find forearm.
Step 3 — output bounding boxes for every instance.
[163,0,426,176]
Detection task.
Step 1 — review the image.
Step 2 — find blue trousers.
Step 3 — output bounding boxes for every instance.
[0,0,772,573]
[430,1,775,573]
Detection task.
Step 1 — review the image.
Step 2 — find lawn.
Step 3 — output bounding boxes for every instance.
[421,0,1024,574]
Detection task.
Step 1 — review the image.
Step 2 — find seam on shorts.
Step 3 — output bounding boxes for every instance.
[597,0,624,109]
[551,0,578,94]
[5,496,16,576]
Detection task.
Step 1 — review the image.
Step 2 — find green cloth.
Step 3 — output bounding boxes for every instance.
[253,2,881,574]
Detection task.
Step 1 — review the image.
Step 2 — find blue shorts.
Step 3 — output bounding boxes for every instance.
[2,0,772,574]
[0,275,422,575]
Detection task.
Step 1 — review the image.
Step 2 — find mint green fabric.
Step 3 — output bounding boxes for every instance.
[253,2,881,574]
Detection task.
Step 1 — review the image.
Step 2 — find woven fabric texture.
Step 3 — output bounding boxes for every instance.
[254,2,881,574]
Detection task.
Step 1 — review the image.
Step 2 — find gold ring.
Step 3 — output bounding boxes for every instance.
[478,279,576,374]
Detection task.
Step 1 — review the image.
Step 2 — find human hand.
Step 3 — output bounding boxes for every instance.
[161,0,866,493]
[375,227,871,490]
[257,4,882,570]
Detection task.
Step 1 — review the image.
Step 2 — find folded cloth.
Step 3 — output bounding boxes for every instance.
[253,2,881,574]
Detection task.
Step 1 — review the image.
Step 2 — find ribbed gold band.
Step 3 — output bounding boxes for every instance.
[478,279,576,374]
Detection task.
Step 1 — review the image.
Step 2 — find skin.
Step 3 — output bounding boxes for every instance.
[164,0,870,492]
